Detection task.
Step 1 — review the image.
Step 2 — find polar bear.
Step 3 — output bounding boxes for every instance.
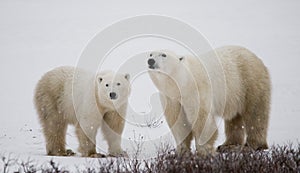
[147,46,271,155]
[34,66,131,157]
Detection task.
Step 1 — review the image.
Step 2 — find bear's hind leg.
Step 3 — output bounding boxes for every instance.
[43,116,68,156]
[217,113,245,152]
[243,101,269,150]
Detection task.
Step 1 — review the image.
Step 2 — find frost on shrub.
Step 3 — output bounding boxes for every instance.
[0,143,299,173]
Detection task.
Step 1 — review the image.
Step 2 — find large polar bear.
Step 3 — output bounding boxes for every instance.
[147,46,271,155]
[34,66,131,157]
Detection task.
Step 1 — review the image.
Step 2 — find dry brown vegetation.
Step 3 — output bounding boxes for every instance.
[1,143,299,173]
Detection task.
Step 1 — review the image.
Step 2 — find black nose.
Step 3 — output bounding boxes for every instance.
[148,58,155,66]
[109,92,117,99]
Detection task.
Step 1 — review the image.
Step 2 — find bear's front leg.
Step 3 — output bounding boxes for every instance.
[101,110,127,157]
[184,104,218,156]
[160,95,193,154]
[75,124,105,157]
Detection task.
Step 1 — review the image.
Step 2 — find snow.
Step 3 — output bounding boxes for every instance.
[0,0,300,170]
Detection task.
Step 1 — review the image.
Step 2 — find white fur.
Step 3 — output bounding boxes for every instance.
[148,46,271,154]
[34,66,131,157]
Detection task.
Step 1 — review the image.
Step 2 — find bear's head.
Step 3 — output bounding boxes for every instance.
[96,71,131,109]
[147,50,188,99]
[147,50,184,75]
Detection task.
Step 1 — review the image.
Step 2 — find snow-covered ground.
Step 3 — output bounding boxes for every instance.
[1,0,300,170]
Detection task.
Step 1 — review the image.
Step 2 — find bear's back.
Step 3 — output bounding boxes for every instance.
[184,46,270,119]
[213,46,270,119]
[34,66,75,122]
[35,66,74,103]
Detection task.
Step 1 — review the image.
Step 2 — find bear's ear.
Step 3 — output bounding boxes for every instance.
[98,77,103,83]
[124,73,130,81]
[179,56,184,61]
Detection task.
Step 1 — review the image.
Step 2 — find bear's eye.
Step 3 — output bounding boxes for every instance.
[150,53,152,57]
[161,53,166,57]
[105,84,109,87]
[117,83,121,86]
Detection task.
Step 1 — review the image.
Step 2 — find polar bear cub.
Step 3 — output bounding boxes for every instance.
[147,46,271,155]
[34,66,131,157]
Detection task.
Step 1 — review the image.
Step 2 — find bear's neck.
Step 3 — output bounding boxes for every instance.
[151,67,193,100]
